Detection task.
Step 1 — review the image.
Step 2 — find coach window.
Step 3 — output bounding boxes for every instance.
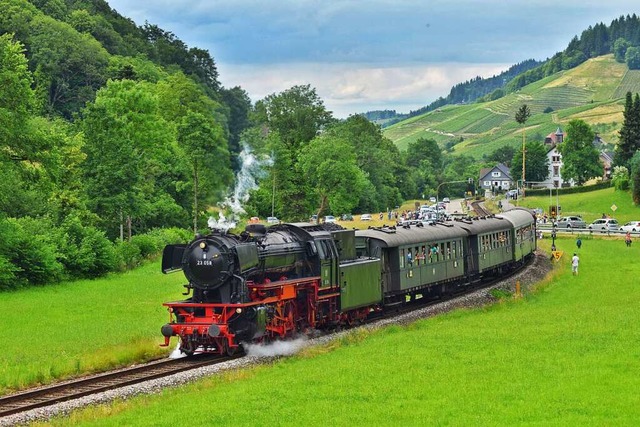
[400,248,405,269]
[452,241,456,258]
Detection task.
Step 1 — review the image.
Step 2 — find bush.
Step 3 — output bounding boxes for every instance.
[145,227,192,246]
[114,240,142,271]
[525,181,611,197]
[612,165,630,191]
[0,217,63,290]
[55,216,117,278]
[130,234,160,259]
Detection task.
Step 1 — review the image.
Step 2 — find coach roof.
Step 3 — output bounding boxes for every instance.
[355,223,468,247]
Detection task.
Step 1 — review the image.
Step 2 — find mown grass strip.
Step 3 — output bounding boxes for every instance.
[0,261,183,394]
[48,237,640,425]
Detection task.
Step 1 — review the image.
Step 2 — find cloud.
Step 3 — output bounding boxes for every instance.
[107,0,640,116]
[218,62,510,117]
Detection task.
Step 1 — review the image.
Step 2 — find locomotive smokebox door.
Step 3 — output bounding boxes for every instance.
[162,244,186,273]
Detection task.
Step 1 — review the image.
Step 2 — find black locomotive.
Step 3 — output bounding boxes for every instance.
[160,208,536,355]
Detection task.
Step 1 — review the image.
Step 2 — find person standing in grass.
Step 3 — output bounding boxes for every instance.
[625,232,632,247]
[576,238,582,249]
[572,253,579,275]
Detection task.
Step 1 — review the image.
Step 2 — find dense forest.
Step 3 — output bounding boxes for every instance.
[3,2,640,290]
[0,0,489,290]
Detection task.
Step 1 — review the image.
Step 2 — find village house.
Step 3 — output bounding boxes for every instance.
[479,163,513,192]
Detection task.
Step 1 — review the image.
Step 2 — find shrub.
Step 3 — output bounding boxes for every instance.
[612,165,630,191]
[114,240,142,271]
[0,217,63,289]
[130,234,160,259]
[145,227,192,246]
[55,216,117,278]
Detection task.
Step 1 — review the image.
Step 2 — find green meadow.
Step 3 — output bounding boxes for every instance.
[517,187,640,223]
[42,236,640,426]
[384,55,632,156]
[0,262,182,394]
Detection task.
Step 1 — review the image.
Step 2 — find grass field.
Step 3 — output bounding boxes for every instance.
[517,187,640,224]
[0,261,183,395]
[45,237,640,425]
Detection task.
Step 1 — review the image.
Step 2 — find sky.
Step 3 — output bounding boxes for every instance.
[107,0,639,118]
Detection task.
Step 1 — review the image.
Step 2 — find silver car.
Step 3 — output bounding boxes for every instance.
[588,218,619,232]
[555,216,586,229]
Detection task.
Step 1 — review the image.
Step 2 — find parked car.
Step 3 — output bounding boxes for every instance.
[442,197,451,203]
[249,217,260,224]
[555,216,586,229]
[429,196,436,203]
[324,215,336,223]
[360,214,372,221]
[588,218,619,232]
[620,221,640,232]
[266,216,279,224]
[310,214,318,223]
[341,213,353,221]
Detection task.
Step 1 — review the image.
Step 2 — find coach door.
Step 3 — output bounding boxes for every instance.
[466,234,479,276]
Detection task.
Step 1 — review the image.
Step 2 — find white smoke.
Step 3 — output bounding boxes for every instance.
[243,337,309,357]
[208,143,272,231]
[207,212,236,232]
[168,342,187,359]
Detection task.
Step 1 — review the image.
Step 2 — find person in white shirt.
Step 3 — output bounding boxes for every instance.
[572,253,579,275]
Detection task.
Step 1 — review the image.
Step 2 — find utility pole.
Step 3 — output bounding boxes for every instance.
[515,104,531,199]
[522,131,526,198]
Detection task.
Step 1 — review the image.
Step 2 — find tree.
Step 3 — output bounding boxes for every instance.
[611,165,630,191]
[557,119,602,185]
[325,115,402,211]
[515,104,531,188]
[405,137,442,198]
[616,92,640,168]
[81,79,175,240]
[255,84,334,152]
[29,15,109,117]
[177,111,231,233]
[630,151,640,204]
[298,134,367,217]
[613,37,630,62]
[510,141,549,183]
[625,46,640,69]
[0,33,35,160]
[220,86,252,170]
[487,145,516,167]
[251,85,334,219]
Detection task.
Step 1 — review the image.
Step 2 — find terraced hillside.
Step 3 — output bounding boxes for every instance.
[385,55,636,158]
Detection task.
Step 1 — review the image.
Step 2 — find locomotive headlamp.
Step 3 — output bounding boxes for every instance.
[199,242,207,251]
[236,308,242,314]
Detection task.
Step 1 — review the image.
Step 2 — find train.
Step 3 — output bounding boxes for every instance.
[160,208,537,356]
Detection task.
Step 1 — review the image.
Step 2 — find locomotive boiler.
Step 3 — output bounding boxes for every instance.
[160,222,380,355]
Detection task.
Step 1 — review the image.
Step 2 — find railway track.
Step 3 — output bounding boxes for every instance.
[0,354,232,418]
[470,200,492,217]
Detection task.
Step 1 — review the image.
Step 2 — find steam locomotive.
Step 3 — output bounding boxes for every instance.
[160,208,536,356]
